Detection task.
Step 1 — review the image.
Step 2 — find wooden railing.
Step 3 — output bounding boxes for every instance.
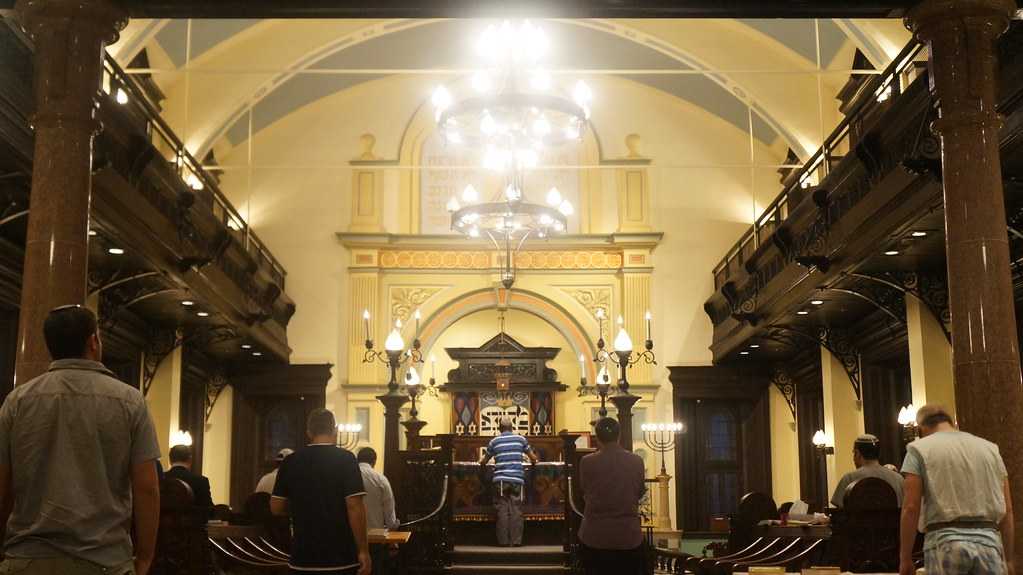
[713,40,927,291]
[101,56,288,290]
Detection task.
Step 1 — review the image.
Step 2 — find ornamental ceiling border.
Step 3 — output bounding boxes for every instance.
[375,250,626,271]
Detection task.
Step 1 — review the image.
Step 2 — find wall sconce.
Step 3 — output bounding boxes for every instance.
[898,404,919,443]
[812,429,834,455]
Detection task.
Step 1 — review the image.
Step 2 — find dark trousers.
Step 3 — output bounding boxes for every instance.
[580,543,645,575]
[370,544,390,575]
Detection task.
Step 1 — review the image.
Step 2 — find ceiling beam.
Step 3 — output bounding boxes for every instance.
[0,0,920,19]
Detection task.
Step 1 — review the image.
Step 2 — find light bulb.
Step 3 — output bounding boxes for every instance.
[595,308,605,319]
[446,197,461,213]
[385,328,405,351]
[613,326,633,352]
[472,71,492,93]
[446,130,462,144]
[406,366,421,386]
[431,86,452,111]
[558,200,574,216]
[532,116,551,137]
[171,430,193,447]
[546,187,562,207]
[468,226,480,238]
[462,184,479,203]
[539,213,553,226]
[573,80,593,107]
[185,173,204,191]
[596,365,610,386]
[115,87,129,105]
[477,24,498,60]
[505,184,521,201]
[530,70,552,91]
[481,113,497,135]
[812,430,827,447]
[564,124,580,140]
[554,221,564,231]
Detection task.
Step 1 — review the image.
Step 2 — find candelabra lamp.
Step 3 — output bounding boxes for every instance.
[362,309,424,393]
[898,404,919,444]
[364,309,424,479]
[812,429,835,455]
[591,310,656,451]
[641,422,686,476]
[641,422,685,530]
[337,423,363,451]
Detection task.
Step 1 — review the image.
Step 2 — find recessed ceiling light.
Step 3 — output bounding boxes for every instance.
[911,231,927,237]
[884,250,900,256]
[797,310,810,315]
[739,351,750,355]
[107,248,124,255]
[181,300,194,307]
[88,230,97,237]
[196,311,210,317]
[252,351,263,357]
[810,299,824,305]
[241,344,252,350]
[749,344,760,349]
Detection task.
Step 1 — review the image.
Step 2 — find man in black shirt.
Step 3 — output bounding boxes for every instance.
[271,409,370,575]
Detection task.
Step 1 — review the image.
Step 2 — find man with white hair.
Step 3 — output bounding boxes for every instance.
[479,418,538,546]
[899,404,1014,575]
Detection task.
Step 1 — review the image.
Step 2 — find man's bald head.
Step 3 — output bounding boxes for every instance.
[916,404,954,436]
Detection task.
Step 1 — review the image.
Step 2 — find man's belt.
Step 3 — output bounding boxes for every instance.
[927,520,998,531]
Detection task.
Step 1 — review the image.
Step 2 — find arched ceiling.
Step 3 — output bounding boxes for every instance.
[119,17,911,163]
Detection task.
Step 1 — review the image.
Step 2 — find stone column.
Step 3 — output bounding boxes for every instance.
[13,0,125,384]
[906,1,1022,566]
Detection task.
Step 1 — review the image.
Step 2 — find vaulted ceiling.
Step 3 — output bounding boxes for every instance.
[111,17,912,167]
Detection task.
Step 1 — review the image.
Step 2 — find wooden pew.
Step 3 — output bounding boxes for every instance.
[151,477,216,575]
[829,477,901,572]
[208,523,288,574]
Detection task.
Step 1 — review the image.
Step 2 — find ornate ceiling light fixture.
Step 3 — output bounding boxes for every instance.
[433,20,591,288]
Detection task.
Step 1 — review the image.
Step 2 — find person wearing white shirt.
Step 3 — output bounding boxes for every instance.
[255,448,294,494]
[357,447,398,575]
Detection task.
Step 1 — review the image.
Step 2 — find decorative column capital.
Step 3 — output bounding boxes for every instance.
[14,0,127,131]
[15,0,127,43]
[905,0,1016,134]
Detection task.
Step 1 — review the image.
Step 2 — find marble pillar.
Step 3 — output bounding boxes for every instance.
[13,0,125,383]
[610,393,641,451]
[907,0,1022,565]
[378,392,408,482]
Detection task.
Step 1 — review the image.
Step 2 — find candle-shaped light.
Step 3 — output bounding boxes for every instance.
[414,309,421,338]
[812,429,828,447]
[596,364,610,387]
[578,353,586,380]
[614,315,633,352]
[431,354,437,379]
[363,309,371,341]
[595,308,605,341]
[645,310,652,341]
[385,319,405,351]
[406,366,421,386]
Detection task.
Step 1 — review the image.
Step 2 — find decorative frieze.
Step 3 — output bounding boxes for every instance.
[377,250,624,270]
[390,286,443,324]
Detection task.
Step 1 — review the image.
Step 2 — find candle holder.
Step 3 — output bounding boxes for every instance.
[641,422,686,475]
[363,310,424,393]
[337,423,362,450]
[592,312,656,395]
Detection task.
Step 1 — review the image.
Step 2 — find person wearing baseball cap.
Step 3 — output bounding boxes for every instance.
[255,448,294,494]
[830,433,903,508]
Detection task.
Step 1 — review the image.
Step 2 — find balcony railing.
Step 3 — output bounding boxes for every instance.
[100,56,287,289]
[713,40,927,291]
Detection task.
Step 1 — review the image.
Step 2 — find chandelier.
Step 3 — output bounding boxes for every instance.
[433,21,591,286]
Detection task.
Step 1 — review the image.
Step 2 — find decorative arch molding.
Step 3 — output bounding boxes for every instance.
[190,17,811,161]
[415,288,598,384]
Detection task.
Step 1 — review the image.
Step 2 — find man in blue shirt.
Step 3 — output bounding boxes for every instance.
[480,418,538,546]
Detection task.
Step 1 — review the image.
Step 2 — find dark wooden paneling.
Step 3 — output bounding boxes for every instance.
[669,365,772,532]
[228,363,330,509]
[861,361,911,468]
[794,353,827,511]
[0,306,17,403]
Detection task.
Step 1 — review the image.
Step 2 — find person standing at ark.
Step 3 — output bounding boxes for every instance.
[479,418,539,547]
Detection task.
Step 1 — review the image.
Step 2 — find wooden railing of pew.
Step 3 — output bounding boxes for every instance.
[652,477,919,574]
